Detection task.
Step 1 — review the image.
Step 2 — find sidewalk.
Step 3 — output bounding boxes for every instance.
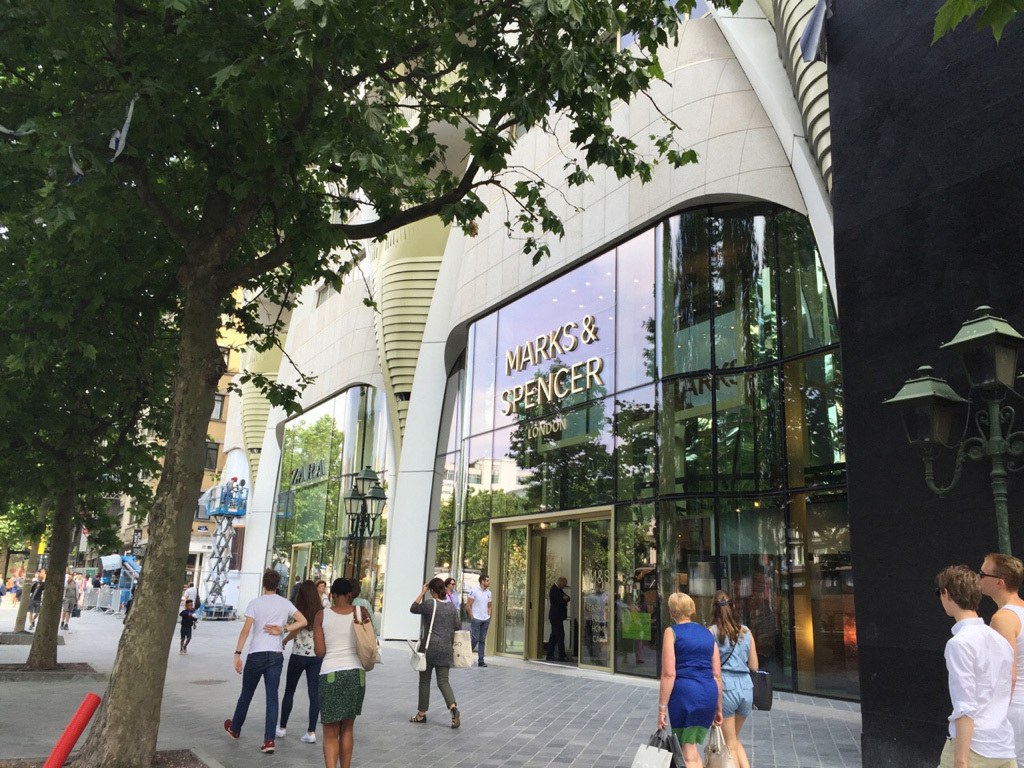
[0,603,861,767]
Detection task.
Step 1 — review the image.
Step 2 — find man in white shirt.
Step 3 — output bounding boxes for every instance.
[937,564,1015,768]
[466,575,492,668]
[979,553,1024,768]
[183,582,198,608]
[224,569,307,754]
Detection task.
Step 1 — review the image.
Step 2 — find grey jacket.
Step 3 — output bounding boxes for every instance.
[410,596,461,667]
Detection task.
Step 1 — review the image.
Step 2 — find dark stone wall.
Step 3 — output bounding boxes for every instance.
[828,5,1024,767]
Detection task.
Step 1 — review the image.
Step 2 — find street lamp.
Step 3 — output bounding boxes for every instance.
[885,307,1024,554]
[343,467,387,581]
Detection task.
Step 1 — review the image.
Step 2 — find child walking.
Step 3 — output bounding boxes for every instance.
[180,599,198,654]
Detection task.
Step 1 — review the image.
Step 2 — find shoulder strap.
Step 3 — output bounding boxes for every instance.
[423,598,437,650]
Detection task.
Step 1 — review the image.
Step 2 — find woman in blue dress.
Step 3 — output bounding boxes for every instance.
[709,590,758,768]
[658,592,722,766]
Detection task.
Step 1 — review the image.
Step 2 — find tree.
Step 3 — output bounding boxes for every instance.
[934,1,1023,42]
[1,1,738,764]
[0,188,175,669]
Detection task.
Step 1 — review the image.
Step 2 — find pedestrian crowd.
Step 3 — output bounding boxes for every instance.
[220,570,491,768]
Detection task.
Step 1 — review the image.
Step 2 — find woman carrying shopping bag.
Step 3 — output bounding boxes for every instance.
[278,580,324,744]
[708,591,757,768]
[657,592,722,767]
[314,578,371,768]
[409,577,462,728]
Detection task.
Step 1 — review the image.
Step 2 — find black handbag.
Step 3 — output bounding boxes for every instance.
[71,606,81,618]
[750,670,773,711]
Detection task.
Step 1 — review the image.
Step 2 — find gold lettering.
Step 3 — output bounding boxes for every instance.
[562,322,579,352]
[553,368,571,398]
[537,374,553,406]
[523,379,539,409]
[535,334,550,362]
[570,360,587,394]
[585,356,604,390]
[505,348,523,376]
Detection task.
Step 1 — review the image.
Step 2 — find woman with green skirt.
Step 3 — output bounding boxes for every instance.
[314,578,369,768]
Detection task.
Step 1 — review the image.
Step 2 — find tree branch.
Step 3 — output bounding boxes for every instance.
[117,156,196,251]
[333,159,482,240]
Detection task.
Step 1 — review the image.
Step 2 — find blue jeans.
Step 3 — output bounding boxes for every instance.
[280,654,322,733]
[470,618,490,663]
[230,651,284,741]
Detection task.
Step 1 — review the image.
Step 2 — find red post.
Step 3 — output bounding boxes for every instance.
[44,692,101,768]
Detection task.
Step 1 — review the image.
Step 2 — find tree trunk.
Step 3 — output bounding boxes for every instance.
[13,500,50,634]
[25,487,76,670]
[75,284,225,768]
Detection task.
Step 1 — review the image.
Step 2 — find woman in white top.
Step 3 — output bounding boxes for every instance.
[314,578,371,768]
[316,579,330,610]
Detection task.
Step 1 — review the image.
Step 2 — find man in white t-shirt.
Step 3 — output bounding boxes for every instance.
[466,575,492,668]
[224,569,307,754]
[183,582,198,608]
[936,564,1015,768]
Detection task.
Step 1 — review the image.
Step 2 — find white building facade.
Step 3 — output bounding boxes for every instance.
[232,2,856,699]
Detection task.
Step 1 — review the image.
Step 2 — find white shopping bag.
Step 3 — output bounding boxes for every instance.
[452,629,473,668]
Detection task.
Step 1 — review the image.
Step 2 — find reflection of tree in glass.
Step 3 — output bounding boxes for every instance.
[506,396,613,512]
[281,414,344,544]
[614,396,656,500]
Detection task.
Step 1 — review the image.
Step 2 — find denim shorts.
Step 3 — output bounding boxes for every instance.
[721,673,753,718]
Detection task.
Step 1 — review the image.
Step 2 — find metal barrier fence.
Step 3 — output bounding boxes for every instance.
[84,587,122,613]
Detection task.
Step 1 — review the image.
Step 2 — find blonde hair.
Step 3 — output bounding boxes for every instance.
[985,553,1024,592]
[668,592,695,621]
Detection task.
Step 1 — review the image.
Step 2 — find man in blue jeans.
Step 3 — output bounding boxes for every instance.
[466,574,492,667]
[224,569,307,754]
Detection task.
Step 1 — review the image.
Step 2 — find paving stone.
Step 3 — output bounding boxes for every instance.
[0,603,861,767]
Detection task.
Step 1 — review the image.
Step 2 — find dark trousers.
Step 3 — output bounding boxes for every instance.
[470,618,490,663]
[280,654,322,733]
[417,663,456,712]
[547,617,566,659]
[230,651,284,741]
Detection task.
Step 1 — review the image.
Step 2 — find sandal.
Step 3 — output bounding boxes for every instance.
[410,713,427,723]
[450,706,460,729]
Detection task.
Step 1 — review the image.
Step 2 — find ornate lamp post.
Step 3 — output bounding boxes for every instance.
[885,307,1024,554]
[342,466,387,583]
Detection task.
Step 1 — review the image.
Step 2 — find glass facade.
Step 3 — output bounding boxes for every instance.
[429,203,855,698]
[270,385,390,625]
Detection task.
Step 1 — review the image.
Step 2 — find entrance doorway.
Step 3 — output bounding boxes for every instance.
[289,543,311,595]
[492,509,612,672]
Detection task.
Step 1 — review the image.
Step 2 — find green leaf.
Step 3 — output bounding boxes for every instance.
[211,63,242,87]
[976,0,1024,41]
[933,0,981,42]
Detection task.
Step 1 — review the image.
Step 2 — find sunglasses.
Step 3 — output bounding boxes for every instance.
[978,570,1000,580]
[935,588,944,599]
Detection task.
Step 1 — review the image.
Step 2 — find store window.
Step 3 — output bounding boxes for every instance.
[430,202,852,696]
[270,385,390,620]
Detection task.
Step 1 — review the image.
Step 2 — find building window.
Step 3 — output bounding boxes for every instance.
[211,393,226,421]
[431,202,854,698]
[205,442,220,471]
[316,283,338,307]
[218,346,231,372]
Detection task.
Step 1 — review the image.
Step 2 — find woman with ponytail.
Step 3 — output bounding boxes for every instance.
[709,590,758,768]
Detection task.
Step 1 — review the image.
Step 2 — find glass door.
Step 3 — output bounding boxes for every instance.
[289,543,311,595]
[579,518,612,670]
[497,526,528,655]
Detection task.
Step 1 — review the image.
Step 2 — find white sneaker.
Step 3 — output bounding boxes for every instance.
[275,727,286,738]
[300,733,316,744]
